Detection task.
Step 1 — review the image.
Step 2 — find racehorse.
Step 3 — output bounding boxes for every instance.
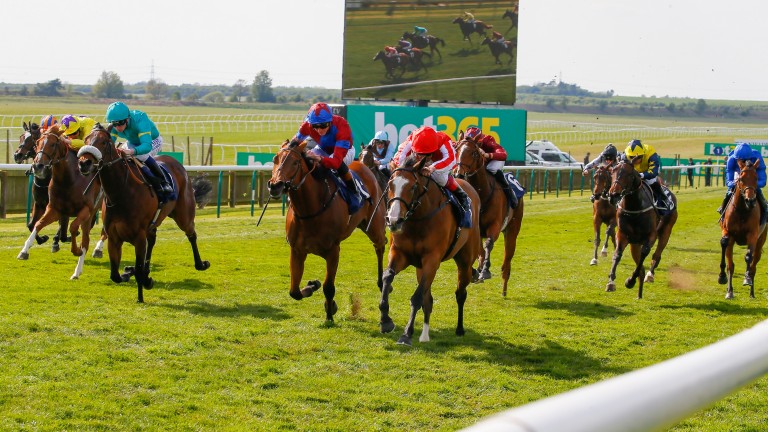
[373,50,407,79]
[454,138,524,296]
[402,31,445,60]
[718,159,767,299]
[480,37,516,66]
[590,165,617,265]
[378,156,481,346]
[267,140,387,322]
[17,126,102,280]
[452,17,493,43]
[395,47,431,73]
[77,124,211,303]
[502,8,519,34]
[358,144,389,192]
[14,121,70,250]
[607,157,677,298]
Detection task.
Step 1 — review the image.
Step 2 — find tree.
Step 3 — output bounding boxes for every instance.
[93,71,124,98]
[202,91,225,103]
[251,70,276,102]
[145,79,168,100]
[231,79,247,102]
[33,79,63,97]
[694,98,708,115]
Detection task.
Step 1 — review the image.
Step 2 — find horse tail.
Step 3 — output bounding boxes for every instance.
[192,175,213,209]
[485,23,493,29]
[439,38,445,47]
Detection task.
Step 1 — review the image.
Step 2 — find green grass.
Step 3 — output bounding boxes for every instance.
[0,188,766,431]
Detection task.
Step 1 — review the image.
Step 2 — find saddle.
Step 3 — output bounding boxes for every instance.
[441,187,472,228]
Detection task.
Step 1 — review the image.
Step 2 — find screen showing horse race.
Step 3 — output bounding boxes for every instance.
[342,0,519,105]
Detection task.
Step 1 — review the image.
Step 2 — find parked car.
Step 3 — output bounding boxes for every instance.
[539,150,582,167]
[526,140,562,157]
[525,150,546,166]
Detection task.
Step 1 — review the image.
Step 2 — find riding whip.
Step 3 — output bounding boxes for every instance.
[365,184,389,232]
[257,196,271,227]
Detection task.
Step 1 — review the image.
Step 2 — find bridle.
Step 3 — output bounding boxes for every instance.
[271,145,317,192]
[454,140,482,179]
[735,163,758,209]
[34,132,67,170]
[593,165,613,200]
[16,131,39,162]
[611,162,641,201]
[387,165,446,223]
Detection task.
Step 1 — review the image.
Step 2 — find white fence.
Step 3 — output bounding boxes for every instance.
[463,319,768,432]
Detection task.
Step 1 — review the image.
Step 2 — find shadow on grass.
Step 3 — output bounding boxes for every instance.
[160,278,214,291]
[156,300,291,320]
[660,301,768,316]
[534,300,633,319]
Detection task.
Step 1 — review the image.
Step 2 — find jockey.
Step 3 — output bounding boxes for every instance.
[370,130,395,178]
[384,45,399,57]
[491,30,506,47]
[465,126,518,208]
[397,126,472,225]
[292,102,361,204]
[40,115,57,132]
[717,142,768,224]
[413,25,428,37]
[105,101,173,195]
[59,115,97,151]
[398,39,413,56]
[462,11,476,24]
[624,139,671,210]
[583,143,619,202]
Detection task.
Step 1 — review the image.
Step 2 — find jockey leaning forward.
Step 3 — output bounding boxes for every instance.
[465,126,517,208]
[60,114,97,151]
[623,139,672,210]
[583,143,619,202]
[717,142,768,224]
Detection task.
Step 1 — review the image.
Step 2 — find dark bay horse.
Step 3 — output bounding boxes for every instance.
[454,138,524,296]
[481,37,515,66]
[17,126,102,280]
[452,17,493,42]
[379,156,481,346]
[395,47,431,73]
[502,8,519,34]
[373,50,407,79]
[718,159,767,299]
[267,140,387,322]
[358,144,389,192]
[15,121,70,250]
[607,158,657,298]
[590,165,617,265]
[77,125,211,303]
[402,31,445,60]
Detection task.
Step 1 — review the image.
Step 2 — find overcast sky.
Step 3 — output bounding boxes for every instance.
[2,0,765,101]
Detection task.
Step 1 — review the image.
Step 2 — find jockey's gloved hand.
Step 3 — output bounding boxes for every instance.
[639,172,645,179]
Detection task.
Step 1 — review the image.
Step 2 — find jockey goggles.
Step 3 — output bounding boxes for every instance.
[111,119,128,127]
[311,122,330,130]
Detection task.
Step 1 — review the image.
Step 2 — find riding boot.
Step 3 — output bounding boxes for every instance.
[650,182,668,209]
[492,169,518,208]
[452,185,473,228]
[342,171,362,203]
[757,188,768,225]
[716,189,733,215]
[145,156,173,194]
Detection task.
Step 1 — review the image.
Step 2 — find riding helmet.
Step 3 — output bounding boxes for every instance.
[603,143,618,160]
[411,126,439,154]
[60,115,81,136]
[40,115,57,131]
[105,102,130,123]
[373,130,389,142]
[465,126,482,140]
[306,103,333,125]
[625,139,645,157]
[734,143,754,160]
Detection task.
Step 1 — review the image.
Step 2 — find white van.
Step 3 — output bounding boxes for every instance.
[525,140,562,157]
[538,150,582,167]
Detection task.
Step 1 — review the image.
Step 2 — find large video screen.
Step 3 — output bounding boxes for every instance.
[342,0,519,105]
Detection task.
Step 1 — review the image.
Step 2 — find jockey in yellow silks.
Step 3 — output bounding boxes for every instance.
[624,139,672,210]
[60,115,96,151]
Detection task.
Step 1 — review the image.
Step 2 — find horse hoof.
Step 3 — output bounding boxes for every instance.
[196,260,211,271]
[145,278,154,290]
[380,320,395,334]
[601,251,608,257]
[120,274,132,283]
[743,277,753,286]
[51,244,60,253]
[644,272,655,283]
[718,274,727,285]
[725,293,734,300]
[17,252,29,260]
[36,235,49,245]
[625,278,636,289]
[455,327,465,337]
[92,250,103,259]
[325,300,338,317]
[396,335,412,346]
[590,258,598,266]
[605,282,616,292]
[70,274,79,280]
[479,269,492,281]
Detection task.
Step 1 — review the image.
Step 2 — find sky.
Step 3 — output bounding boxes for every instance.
[3,0,767,102]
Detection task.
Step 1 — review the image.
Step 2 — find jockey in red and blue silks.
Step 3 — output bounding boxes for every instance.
[465,126,517,208]
[395,126,472,222]
[717,142,768,224]
[292,102,360,202]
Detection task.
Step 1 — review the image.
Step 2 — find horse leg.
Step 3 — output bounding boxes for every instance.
[478,236,496,281]
[144,229,157,290]
[607,234,628,292]
[417,265,439,343]
[18,207,59,260]
[184,230,210,271]
[29,202,49,245]
[69,207,93,280]
[502,209,523,297]
[132,237,149,303]
[320,246,340,322]
[453,248,476,338]
[726,242,736,300]
[625,244,641,290]
[288,248,312,300]
[92,228,106,258]
[380,252,408,334]
[397,280,424,346]
[719,235,729,286]
[591,218,601,265]
[107,237,127,284]
[605,222,617,256]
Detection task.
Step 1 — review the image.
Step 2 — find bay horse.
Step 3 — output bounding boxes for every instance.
[481,37,516,66]
[14,121,70,250]
[607,157,677,298]
[452,17,493,43]
[395,47,431,73]
[590,165,617,265]
[17,125,102,280]
[378,156,481,346]
[267,140,387,322]
[401,31,445,60]
[502,8,519,34]
[358,144,389,192]
[718,159,767,299]
[373,50,407,79]
[77,124,211,303]
[454,138,524,296]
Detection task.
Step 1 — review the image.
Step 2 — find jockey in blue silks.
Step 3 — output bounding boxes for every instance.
[718,142,768,224]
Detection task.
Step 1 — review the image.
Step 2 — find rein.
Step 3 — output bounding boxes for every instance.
[389,166,448,223]
[276,146,337,220]
[35,132,67,169]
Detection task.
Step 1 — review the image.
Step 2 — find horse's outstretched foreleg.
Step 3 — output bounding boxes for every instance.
[18,207,59,260]
[416,263,439,343]
[719,235,729,286]
[92,229,106,258]
[288,247,309,300]
[591,222,601,265]
[726,243,736,299]
[70,208,93,280]
[604,223,616,256]
[380,254,408,334]
[636,243,653,299]
[133,237,149,303]
[321,246,340,322]
[478,237,496,280]
[607,237,627,292]
[144,229,158,290]
[107,236,126,284]
[397,282,424,347]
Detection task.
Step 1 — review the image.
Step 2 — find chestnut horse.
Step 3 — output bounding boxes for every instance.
[77,125,211,303]
[267,140,387,322]
[17,126,102,280]
[14,121,70,250]
[358,144,389,192]
[480,37,516,66]
[452,17,493,43]
[718,159,767,299]
[454,138,524,296]
[379,156,481,346]
[590,165,617,265]
[401,31,445,60]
